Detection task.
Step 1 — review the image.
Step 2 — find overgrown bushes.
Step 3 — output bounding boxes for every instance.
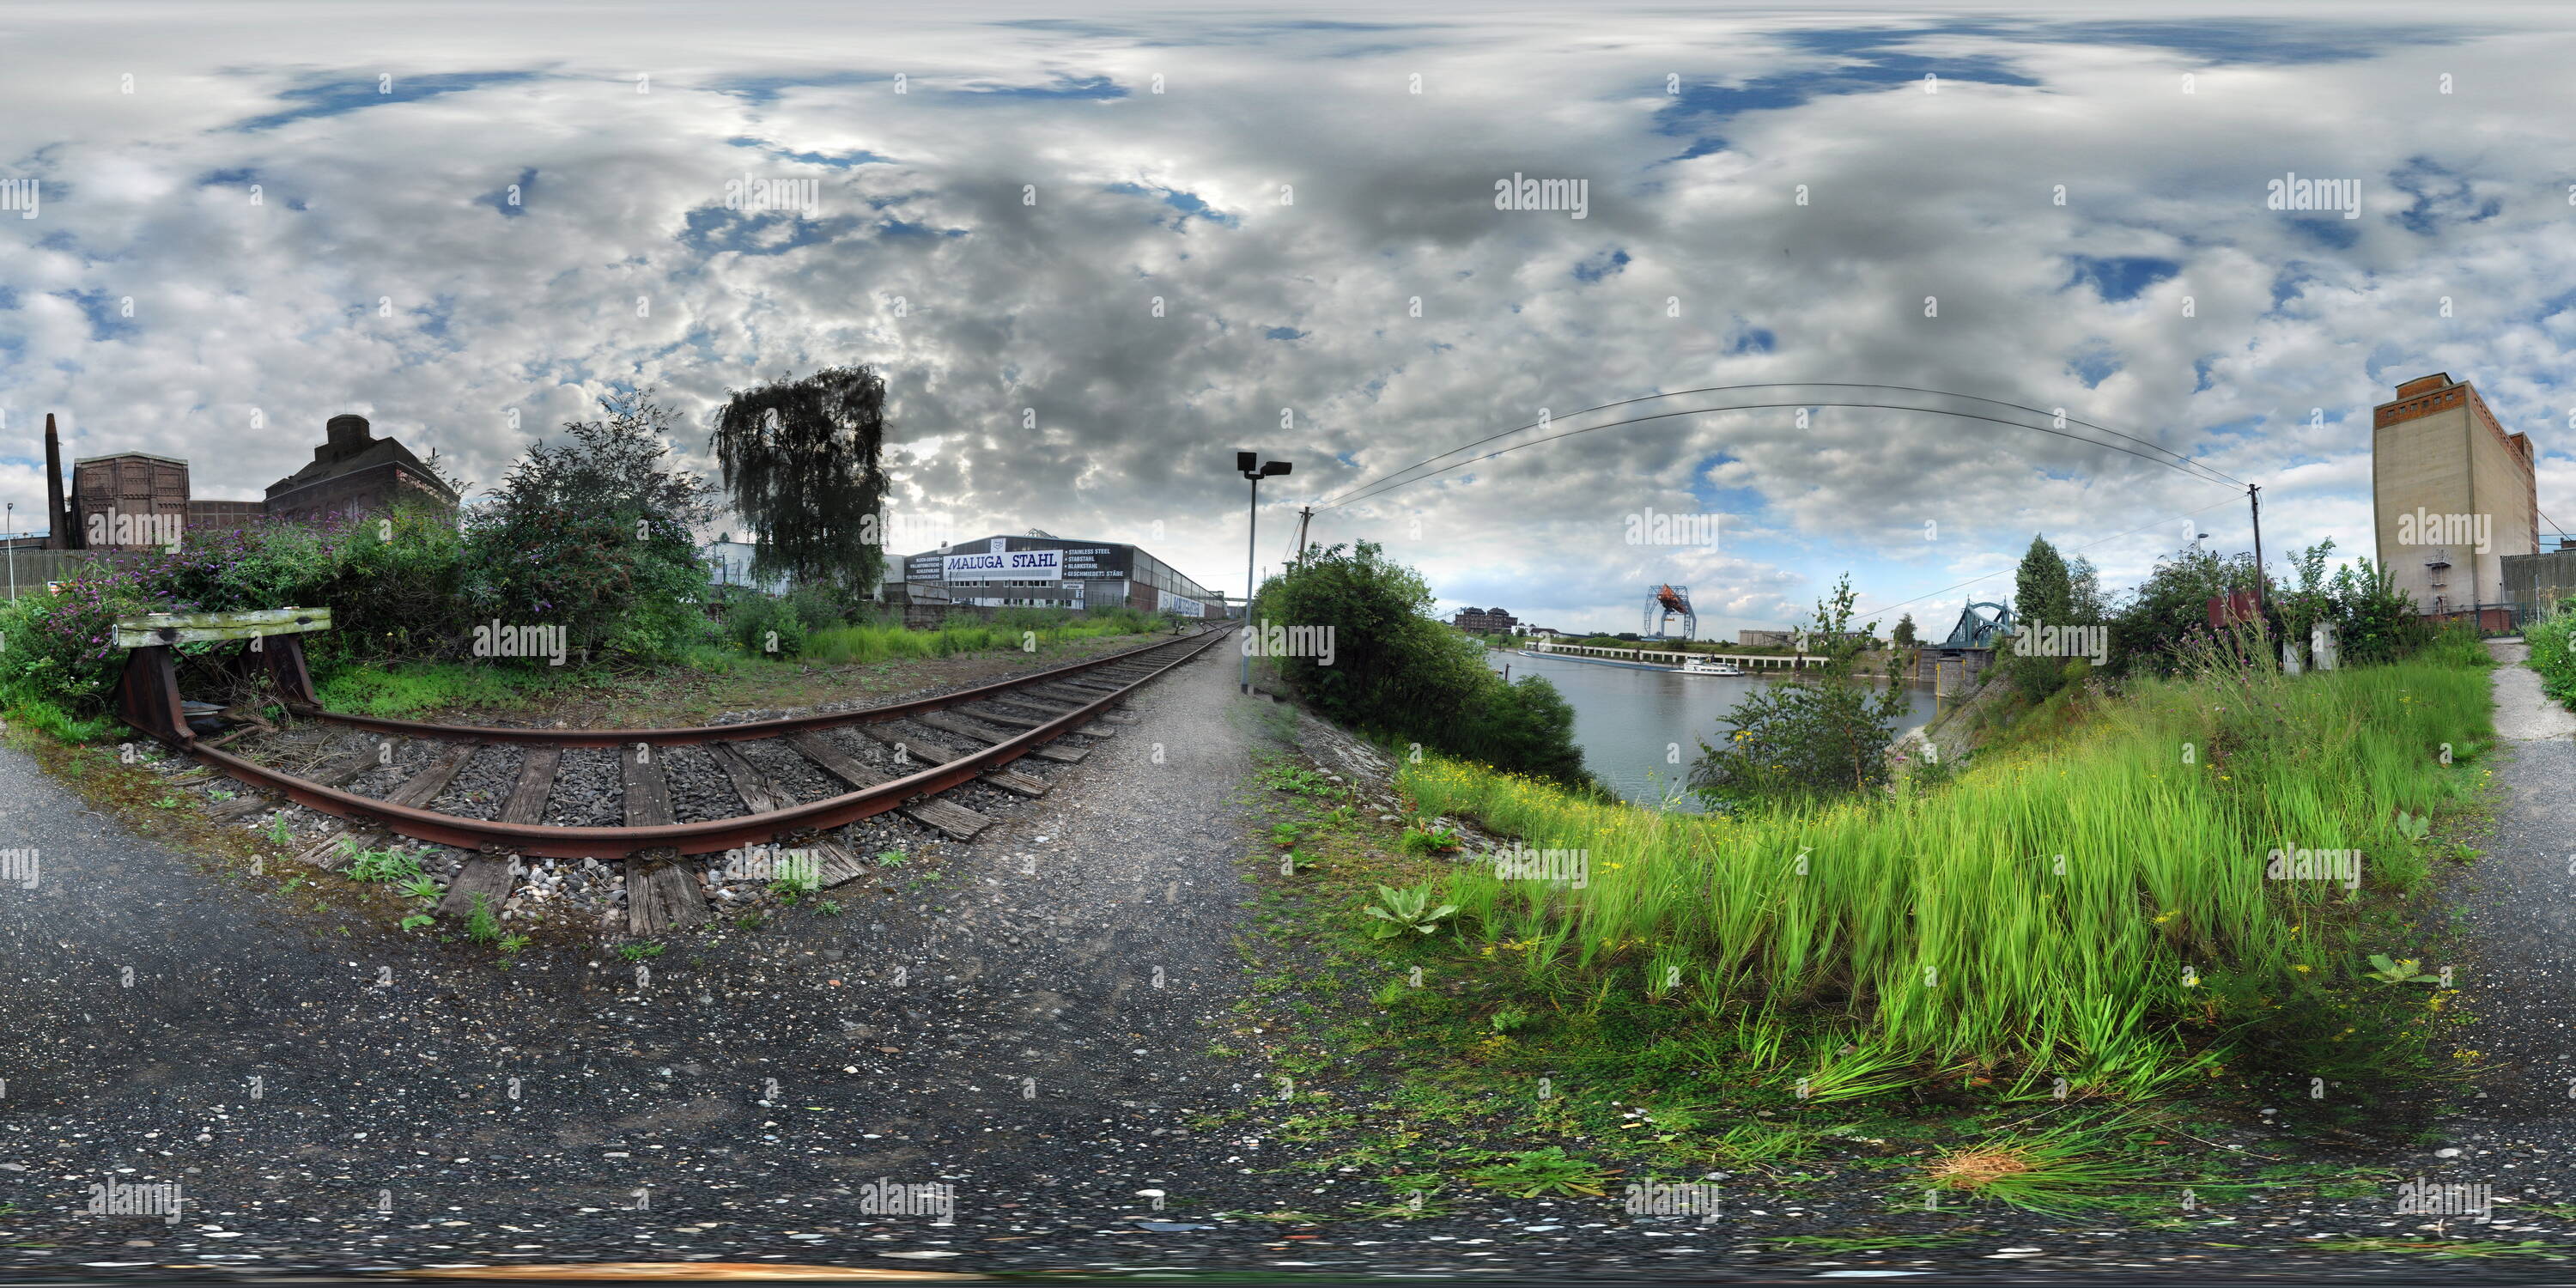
[0,394,722,726]
[2530,605,2576,711]
[2105,538,2426,679]
[1249,541,1590,787]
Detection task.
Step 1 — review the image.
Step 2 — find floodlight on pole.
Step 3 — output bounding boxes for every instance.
[1237,452,1292,693]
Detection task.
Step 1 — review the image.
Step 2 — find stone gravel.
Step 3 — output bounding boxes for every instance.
[428,743,523,821]
[542,747,623,827]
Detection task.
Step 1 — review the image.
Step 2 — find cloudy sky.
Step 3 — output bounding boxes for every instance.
[3,1,2572,637]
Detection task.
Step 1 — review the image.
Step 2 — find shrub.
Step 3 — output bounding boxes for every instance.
[457,390,718,662]
[2325,555,2430,665]
[1251,541,1589,787]
[782,581,849,634]
[1689,574,1909,808]
[2528,605,2576,711]
[729,594,809,659]
[0,578,137,720]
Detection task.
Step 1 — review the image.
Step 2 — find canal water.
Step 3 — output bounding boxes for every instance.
[1485,648,1942,811]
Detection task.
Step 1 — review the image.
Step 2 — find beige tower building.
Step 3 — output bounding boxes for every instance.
[2371,373,2539,623]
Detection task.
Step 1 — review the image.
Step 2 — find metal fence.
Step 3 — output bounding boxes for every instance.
[0,548,149,598]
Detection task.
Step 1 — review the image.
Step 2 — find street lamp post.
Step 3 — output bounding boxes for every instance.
[1236,450,1291,694]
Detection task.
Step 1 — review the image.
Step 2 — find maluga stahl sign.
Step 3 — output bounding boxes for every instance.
[943,548,1064,582]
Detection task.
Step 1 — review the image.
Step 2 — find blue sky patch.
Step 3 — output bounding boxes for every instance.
[234,70,544,131]
[56,289,138,341]
[957,74,1125,100]
[2287,219,2359,251]
[2064,254,2178,303]
[726,137,893,168]
[2067,342,2123,388]
[678,207,859,256]
[1573,248,1630,283]
[482,167,536,218]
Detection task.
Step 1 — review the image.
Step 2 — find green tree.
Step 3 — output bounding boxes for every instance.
[1891,612,1917,648]
[2067,554,2105,623]
[710,366,891,612]
[463,390,718,659]
[1688,574,1909,807]
[2008,535,2075,700]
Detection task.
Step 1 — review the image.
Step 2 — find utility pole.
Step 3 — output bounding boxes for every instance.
[1293,506,1314,561]
[2248,483,2266,616]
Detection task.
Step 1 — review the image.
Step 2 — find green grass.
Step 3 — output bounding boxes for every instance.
[795,609,1159,665]
[1403,644,2494,1094]
[2528,605,2576,712]
[464,892,503,945]
[315,661,589,718]
[0,677,118,742]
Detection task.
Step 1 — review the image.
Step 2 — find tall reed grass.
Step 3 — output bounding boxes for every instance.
[1410,647,2491,1091]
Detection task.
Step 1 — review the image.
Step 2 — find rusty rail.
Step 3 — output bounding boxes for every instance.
[164,625,1235,858]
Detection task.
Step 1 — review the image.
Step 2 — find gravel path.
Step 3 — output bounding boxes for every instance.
[2432,641,2576,1123]
[12,639,2574,1279]
[0,642,1289,1276]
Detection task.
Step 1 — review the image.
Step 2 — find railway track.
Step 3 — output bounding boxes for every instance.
[144,624,1236,933]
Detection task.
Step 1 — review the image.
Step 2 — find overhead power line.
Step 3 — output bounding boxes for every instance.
[1321,400,2244,513]
[1311,382,2243,511]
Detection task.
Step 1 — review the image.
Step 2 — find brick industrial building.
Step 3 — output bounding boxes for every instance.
[894,533,1226,619]
[2371,373,2540,624]
[1451,606,1519,634]
[10,411,458,552]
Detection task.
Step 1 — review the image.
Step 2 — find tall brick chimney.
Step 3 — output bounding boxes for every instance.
[42,412,70,550]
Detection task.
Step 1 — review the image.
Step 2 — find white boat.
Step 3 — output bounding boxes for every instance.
[1680,659,1743,676]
